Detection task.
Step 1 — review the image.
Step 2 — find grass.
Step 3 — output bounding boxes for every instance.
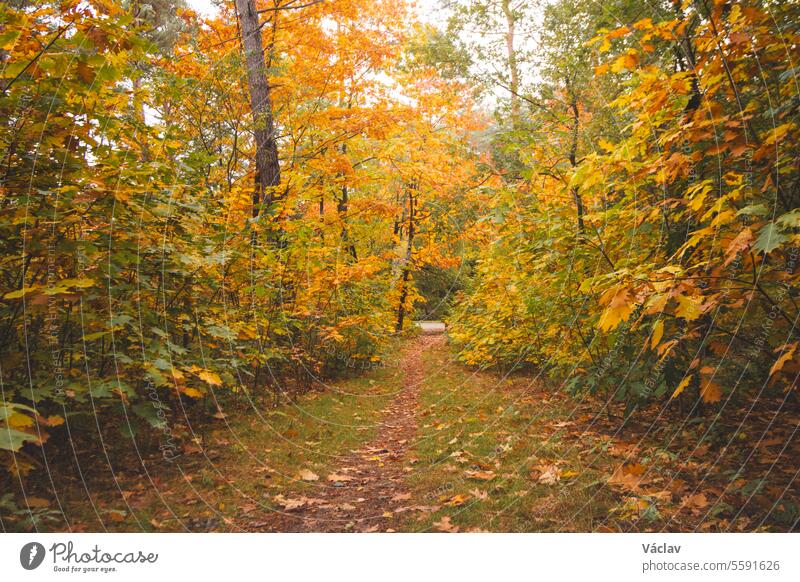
[402,340,617,532]
[55,359,403,532]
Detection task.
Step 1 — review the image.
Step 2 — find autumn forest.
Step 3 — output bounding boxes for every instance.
[1,0,799,533]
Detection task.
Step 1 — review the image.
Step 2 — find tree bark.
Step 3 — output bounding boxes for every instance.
[396,182,416,332]
[337,142,357,260]
[566,77,584,234]
[235,0,281,220]
[501,0,520,128]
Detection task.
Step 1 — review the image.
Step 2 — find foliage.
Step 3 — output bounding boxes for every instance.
[450,0,800,418]
[0,0,480,482]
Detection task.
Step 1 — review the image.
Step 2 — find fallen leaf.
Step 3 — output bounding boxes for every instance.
[700,380,722,403]
[273,495,306,510]
[432,515,459,532]
[608,462,650,491]
[107,510,127,522]
[681,492,709,511]
[327,472,354,482]
[465,469,495,481]
[469,488,488,500]
[446,493,470,506]
[297,469,319,481]
[537,465,561,485]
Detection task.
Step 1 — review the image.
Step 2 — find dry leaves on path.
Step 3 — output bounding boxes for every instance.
[297,469,320,482]
[433,515,459,532]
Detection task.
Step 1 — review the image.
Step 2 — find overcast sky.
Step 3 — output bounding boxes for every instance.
[186,0,450,23]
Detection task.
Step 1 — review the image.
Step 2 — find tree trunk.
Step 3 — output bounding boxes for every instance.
[337,142,357,260]
[566,78,584,234]
[395,182,416,332]
[235,0,281,220]
[501,0,520,127]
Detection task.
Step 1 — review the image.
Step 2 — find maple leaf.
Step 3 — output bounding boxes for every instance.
[671,375,692,399]
[327,473,354,482]
[680,492,709,512]
[608,462,650,491]
[700,380,722,404]
[534,464,561,485]
[432,516,459,532]
[469,488,488,500]
[446,493,470,506]
[464,469,495,481]
[273,495,307,510]
[650,320,664,350]
[675,294,703,321]
[197,370,222,387]
[753,222,788,254]
[597,285,635,331]
[769,344,796,376]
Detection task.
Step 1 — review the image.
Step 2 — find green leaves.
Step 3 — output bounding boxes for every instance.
[754,222,788,254]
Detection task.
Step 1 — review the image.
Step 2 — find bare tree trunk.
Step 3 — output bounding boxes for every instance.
[235,0,281,221]
[395,182,416,332]
[501,0,520,128]
[337,143,357,260]
[566,77,584,234]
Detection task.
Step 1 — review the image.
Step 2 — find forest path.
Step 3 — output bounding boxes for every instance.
[246,333,442,532]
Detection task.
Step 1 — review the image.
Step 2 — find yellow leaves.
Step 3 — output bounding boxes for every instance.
[197,369,222,387]
[597,285,635,331]
[3,278,94,299]
[671,375,691,399]
[445,493,470,507]
[7,411,34,429]
[3,285,41,299]
[181,387,204,398]
[763,122,794,147]
[675,294,703,322]
[650,320,664,350]
[611,50,639,73]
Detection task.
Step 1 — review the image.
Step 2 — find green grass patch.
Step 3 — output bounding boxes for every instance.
[402,341,615,532]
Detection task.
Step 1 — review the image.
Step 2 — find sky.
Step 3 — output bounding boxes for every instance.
[186,0,450,23]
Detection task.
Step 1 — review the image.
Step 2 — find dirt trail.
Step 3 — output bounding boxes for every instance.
[246,333,442,532]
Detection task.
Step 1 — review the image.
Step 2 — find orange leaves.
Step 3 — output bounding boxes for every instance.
[700,380,723,404]
[608,462,649,492]
[610,50,639,74]
[769,343,798,379]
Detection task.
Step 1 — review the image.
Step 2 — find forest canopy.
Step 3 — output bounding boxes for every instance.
[1,0,799,532]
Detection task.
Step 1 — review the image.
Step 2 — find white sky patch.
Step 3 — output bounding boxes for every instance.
[186,0,449,23]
